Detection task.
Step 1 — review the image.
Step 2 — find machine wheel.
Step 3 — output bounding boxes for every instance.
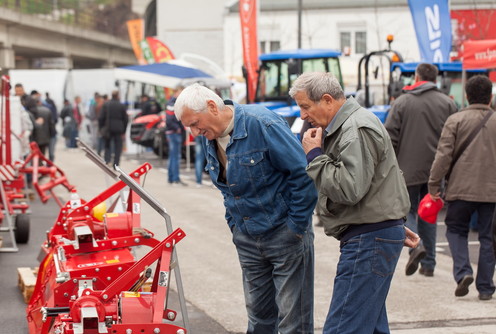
[15,213,30,244]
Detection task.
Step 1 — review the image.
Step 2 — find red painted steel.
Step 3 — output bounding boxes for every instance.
[27,162,187,333]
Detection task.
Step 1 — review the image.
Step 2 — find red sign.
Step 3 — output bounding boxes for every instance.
[462,39,496,69]
[239,0,259,103]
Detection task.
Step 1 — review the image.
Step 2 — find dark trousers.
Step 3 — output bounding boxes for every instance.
[445,200,496,295]
[104,134,123,167]
[406,184,437,270]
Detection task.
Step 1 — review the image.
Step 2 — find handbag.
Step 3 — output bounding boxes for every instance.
[446,109,494,181]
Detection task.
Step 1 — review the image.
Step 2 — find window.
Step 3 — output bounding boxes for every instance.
[260,40,281,54]
[355,31,367,54]
[340,32,351,54]
[339,30,367,55]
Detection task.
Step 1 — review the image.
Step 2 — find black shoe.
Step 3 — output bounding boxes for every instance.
[419,267,434,277]
[479,293,492,301]
[405,245,426,276]
[455,275,474,297]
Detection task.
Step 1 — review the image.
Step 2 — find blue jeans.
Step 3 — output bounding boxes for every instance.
[48,135,57,162]
[445,200,495,295]
[194,137,205,184]
[167,133,182,183]
[406,184,436,270]
[324,225,405,334]
[232,223,314,334]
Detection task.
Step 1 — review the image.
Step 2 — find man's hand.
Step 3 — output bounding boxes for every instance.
[430,192,441,201]
[404,226,420,248]
[302,127,322,154]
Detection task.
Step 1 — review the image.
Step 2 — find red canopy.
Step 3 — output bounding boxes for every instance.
[462,39,496,69]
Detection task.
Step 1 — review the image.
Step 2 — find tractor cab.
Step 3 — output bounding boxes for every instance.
[249,49,343,132]
[390,61,488,109]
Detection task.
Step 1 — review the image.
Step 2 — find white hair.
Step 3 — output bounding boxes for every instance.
[289,72,344,102]
[174,83,225,120]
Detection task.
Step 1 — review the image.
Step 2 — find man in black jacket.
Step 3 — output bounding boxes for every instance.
[385,63,458,277]
[99,90,128,167]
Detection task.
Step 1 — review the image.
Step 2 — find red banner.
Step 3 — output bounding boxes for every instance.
[239,0,259,103]
[462,39,496,69]
[146,37,175,63]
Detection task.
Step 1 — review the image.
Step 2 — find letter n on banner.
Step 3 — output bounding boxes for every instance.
[408,0,452,63]
[239,0,260,103]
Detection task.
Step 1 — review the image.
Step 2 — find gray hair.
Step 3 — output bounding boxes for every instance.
[289,72,344,102]
[174,83,225,120]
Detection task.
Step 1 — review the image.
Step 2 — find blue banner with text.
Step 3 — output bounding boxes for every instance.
[408,0,452,62]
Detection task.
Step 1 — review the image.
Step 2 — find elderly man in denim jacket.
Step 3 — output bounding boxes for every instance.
[174,83,317,334]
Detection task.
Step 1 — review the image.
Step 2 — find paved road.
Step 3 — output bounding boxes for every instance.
[1,144,495,333]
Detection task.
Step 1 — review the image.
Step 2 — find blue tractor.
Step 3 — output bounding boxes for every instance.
[245,48,343,134]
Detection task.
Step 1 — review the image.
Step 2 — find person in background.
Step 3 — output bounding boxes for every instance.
[174,83,317,334]
[429,75,496,301]
[385,63,457,277]
[87,92,105,151]
[26,96,52,157]
[138,94,162,117]
[15,83,29,108]
[99,90,128,167]
[290,72,417,334]
[194,135,206,187]
[31,91,58,161]
[165,87,187,186]
[69,96,83,148]
[60,99,76,148]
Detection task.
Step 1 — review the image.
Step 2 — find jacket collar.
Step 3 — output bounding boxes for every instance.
[460,104,493,112]
[206,101,247,148]
[326,96,362,137]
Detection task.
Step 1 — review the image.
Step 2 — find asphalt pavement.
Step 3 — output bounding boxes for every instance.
[1,141,495,333]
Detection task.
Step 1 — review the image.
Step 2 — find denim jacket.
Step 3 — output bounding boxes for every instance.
[204,102,317,236]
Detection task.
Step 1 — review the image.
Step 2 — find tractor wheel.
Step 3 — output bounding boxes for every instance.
[15,213,30,244]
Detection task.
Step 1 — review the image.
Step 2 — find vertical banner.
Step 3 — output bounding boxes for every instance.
[146,37,176,100]
[126,19,146,65]
[408,0,452,62]
[239,0,259,103]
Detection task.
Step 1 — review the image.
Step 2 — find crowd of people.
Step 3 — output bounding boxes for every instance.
[173,68,495,334]
[12,66,496,333]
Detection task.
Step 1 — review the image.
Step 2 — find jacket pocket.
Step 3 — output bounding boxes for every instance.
[238,151,266,179]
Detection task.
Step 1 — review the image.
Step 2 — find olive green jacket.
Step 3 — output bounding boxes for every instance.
[306,97,410,239]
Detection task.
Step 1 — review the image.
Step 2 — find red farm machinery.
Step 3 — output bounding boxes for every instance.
[26,140,189,334]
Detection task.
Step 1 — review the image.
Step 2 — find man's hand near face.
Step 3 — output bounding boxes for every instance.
[302,127,323,154]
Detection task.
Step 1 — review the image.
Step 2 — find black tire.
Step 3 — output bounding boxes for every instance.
[15,213,30,244]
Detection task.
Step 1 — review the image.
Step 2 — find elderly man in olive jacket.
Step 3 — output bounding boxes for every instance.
[429,75,496,301]
[290,72,417,334]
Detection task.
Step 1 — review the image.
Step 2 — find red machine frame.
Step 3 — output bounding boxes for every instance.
[27,152,189,333]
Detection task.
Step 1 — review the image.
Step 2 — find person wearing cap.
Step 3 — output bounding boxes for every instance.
[429,75,496,301]
[174,83,317,334]
[291,72,418,334]
[385,63,458,278]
